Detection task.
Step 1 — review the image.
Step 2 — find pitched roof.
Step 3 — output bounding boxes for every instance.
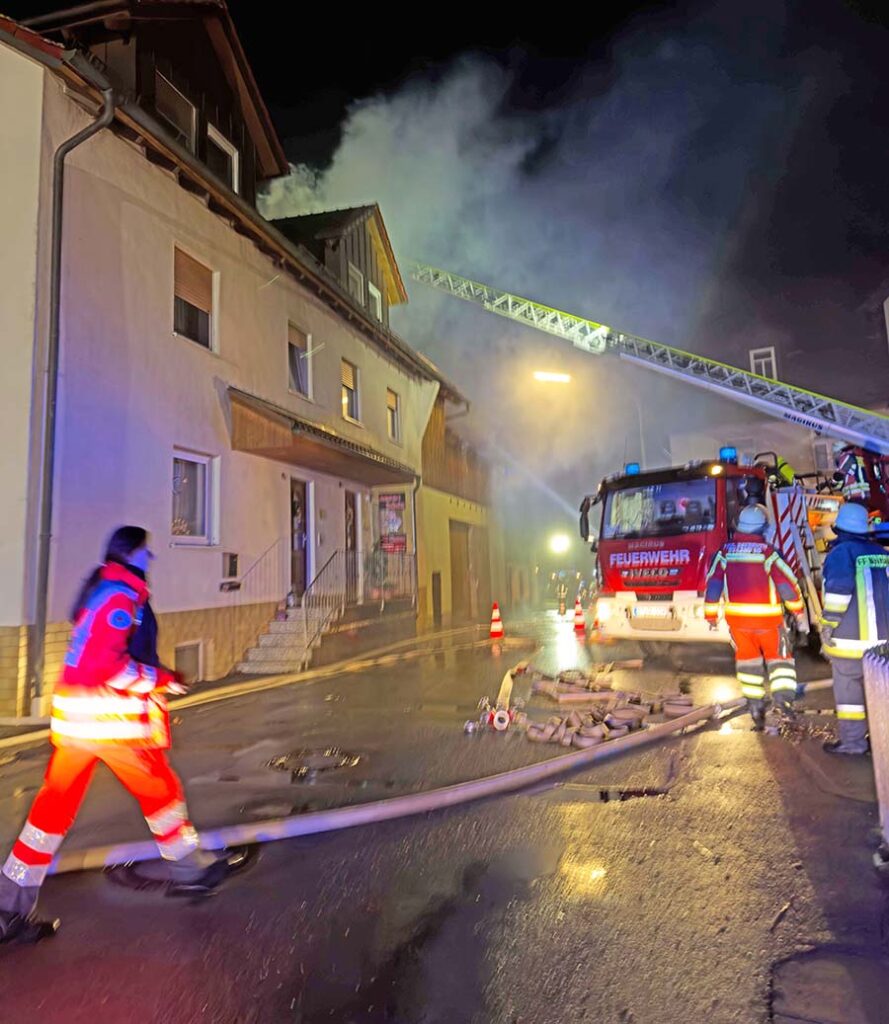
[275,205,409,307]
[21,0,288,179]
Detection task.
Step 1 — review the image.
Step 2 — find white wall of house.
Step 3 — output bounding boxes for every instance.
[0,45,44,627]
[23,69,436,624]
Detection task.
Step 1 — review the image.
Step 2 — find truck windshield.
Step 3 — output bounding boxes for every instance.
[602,478,717,539]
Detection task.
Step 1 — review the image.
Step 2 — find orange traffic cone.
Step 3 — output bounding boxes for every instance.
[489,602,505,640]
[573,597,586,633]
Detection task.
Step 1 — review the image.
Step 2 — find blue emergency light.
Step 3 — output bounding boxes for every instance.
[624,462,641,475]
[719,446,738,464]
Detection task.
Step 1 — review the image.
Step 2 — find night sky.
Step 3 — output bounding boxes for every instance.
[8,0,889,538]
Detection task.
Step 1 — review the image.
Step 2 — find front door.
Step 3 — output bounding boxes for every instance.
[291,478,308,598]
[344,490,358,602]
[449,519,471,620]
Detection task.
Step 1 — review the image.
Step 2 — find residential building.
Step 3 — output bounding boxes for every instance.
[0,2,476,715]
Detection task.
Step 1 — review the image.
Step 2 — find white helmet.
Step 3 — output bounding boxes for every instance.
[737,504,768,533]
[834,502,870,535]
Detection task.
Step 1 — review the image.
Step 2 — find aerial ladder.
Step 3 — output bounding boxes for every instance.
[408,263,889,642]
[407,262,889,456]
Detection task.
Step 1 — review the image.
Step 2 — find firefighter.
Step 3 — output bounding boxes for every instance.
[833,445,870,505]
[0,527,234,946]
[819,502,889,756]
[704,505,806,729]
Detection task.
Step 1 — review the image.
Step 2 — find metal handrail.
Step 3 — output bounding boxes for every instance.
[299,549,349,651]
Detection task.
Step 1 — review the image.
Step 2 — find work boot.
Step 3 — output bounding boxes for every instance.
[0,911,59,946]
[166,847,251,897]
[749,703,766,732]
[823,739,870,757]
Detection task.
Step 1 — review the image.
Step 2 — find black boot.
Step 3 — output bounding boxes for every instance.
[0,912,60,946]
[750,706,766,732]
[166,847,252,898]
[823,739,870,757]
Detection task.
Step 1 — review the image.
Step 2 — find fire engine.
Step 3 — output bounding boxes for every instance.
[406,262,889,647]
[578,452,835,645]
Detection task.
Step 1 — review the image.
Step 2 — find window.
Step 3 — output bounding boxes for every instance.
[155,71,196,151]
[813,439,832,474]
[174,642,203,686]
[206,124,240,193]
[602,478,717,540]
[348,263,365,305]
[368,282,383,321]
[173,247,213,348]
[288,323,311,397]
[172,452,212,541]
[341,359,360,421]
[749,346,777,379]
[386,388,400,441]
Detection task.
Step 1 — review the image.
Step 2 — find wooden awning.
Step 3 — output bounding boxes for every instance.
[229,388,416,486]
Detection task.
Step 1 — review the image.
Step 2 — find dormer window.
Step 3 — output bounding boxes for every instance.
[155,71,196,151]
[368,282,383,321]
[206,124,240,193]
[347,263,365,306]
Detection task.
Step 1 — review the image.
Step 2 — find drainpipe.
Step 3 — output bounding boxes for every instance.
[410,475,421,610]
[30,77,116,713]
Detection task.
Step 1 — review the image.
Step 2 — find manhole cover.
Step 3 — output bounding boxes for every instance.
[266,748,361,777]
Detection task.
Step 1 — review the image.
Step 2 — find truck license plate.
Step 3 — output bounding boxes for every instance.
[632,604,672,617]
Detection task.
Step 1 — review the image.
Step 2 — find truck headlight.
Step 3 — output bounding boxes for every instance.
[596,600,612,623]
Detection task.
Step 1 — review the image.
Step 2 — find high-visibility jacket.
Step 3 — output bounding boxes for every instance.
[704,532,804,630]
[820,533,889,659]
[835,452,869,503]
[50,562,174,749]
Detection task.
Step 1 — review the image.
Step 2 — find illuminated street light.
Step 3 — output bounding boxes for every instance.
[549,533,570,554]
[533,371,571,383]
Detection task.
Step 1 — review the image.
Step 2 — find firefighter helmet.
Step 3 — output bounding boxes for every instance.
[834,502,870,535]
[737,504,768,533]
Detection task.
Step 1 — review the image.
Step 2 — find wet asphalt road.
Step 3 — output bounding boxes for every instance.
[0,616,885,1023]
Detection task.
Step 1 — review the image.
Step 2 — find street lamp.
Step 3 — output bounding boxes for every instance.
[549,533,570,554]
[533,371,571,383]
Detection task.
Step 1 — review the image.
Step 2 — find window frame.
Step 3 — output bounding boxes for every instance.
[155,71,197,152]
[206,123,240,194]
[171,449,218,546]
[172,245,216,351]
[367,282,383,321]
[341,358,361,424]
[749,346,777,379]
[287,321,313,399]
[347,263,365,306]
[386,387,401,442]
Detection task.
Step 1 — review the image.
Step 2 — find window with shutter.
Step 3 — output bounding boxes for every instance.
[348,264,365,305]
[174,248,213,348]
[288,324,310,397]
[341,359,359,421]
[386,388,400,441]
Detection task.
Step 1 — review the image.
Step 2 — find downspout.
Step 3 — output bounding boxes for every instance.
[410,474,421,610]
[30,70,115,712]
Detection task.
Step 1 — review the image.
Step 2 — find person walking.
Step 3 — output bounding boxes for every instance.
[0,527,232,946]
[704,505,806,729]
[819,502,889,755]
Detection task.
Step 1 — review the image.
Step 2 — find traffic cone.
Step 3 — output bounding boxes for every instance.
[489,602,505,640]
[573,597,586,633]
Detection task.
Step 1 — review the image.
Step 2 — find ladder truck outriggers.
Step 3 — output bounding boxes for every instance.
[408,262,889,649]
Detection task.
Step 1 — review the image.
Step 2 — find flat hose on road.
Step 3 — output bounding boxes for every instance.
[48,698,745,877]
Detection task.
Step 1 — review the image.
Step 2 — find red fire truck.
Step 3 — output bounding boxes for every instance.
[579,452,835,645]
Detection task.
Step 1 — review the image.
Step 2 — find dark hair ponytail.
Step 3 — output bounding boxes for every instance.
[70,526,149,622]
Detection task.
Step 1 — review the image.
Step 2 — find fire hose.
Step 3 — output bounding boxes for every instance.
[49,698,744,877]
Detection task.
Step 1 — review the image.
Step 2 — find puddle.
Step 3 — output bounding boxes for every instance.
[266,747,361,778]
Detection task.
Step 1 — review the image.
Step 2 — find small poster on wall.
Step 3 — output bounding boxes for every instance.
[378,492,407,552]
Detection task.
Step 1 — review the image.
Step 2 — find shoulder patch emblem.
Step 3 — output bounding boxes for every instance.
[108,608,133,630]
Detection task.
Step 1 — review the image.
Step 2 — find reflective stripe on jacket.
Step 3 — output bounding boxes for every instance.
[704,532,803,630]
[50,562,174,749]
[820,534,889,659]
[836,452,869,502]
